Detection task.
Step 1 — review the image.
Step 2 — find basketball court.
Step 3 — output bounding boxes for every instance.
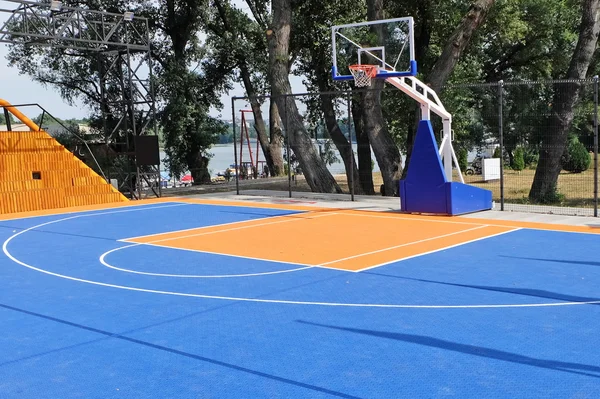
[1,195,600,398]
[1,6,599,398]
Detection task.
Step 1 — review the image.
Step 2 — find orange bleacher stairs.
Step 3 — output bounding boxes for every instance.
[0,100,128,214]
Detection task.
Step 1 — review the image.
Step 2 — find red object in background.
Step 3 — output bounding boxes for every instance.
[180,174,193,183]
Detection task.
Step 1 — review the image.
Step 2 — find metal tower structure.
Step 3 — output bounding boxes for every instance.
[0,0,161,199]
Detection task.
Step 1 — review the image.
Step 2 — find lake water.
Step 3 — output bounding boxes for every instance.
[160,142,384,178]
[160,142,484,178]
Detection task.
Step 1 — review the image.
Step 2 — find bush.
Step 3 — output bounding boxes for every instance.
[511,147,525,171]
[493,146,501,159]
[457,148,468,171]
[522,147,539,167]
[562,138,591,173]
[531,183,565,205]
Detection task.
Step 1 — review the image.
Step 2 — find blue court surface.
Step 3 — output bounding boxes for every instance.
[1,200,600,398]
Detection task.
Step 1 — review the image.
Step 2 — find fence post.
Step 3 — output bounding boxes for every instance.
[347,92,355,201]
[498,80,505,211]
[285,98,292,198]
[231,97,239,195]
[594,76,599,217]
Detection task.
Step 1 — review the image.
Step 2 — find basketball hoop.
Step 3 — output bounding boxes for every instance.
[348,64,379,87]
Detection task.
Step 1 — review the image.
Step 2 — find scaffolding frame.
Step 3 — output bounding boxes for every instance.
[0,0,161,199]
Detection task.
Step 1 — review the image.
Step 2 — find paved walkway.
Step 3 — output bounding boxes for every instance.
[184,190,600,227]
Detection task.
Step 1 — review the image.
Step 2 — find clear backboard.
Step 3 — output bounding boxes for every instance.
[331,17,416,82]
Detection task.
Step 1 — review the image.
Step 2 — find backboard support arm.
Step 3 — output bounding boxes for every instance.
[385,76,464,183]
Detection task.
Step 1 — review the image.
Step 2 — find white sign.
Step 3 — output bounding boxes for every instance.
[482,158,501,181]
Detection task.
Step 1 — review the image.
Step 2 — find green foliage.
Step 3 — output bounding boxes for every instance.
[160,68,227,181]
[562,137,591,173]
[2,0,593,196]
[493,146,501,158]
[317,140,340,166]
[512,147,525,171]
[457,148,468,171]
[522,147,539,167]
[531,182,565,205]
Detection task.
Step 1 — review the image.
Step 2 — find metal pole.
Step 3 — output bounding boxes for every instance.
[125,46,141,200]
[231,97,240,195]
[498,81,505,211]
[3,108,11,132]
[594,76,598,217]
[285,98,292,198]
[147,22,162,198]
[347,93,355,201]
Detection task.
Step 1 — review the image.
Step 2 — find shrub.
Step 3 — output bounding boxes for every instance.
[562,138,591,173]
[522,147,539,167]
[457,148,468,171]
[531,183,565,205]
[512,147,525,171]
[493,146,501,159]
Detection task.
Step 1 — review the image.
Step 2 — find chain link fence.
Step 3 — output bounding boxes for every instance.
[228,78,599,216]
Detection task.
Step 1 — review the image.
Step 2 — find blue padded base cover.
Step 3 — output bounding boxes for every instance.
[399,120,492,216]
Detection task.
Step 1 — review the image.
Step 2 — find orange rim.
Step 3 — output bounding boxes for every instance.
[348,64,379,77]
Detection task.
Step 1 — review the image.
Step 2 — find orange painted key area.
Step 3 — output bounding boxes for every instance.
[125,211,517,272]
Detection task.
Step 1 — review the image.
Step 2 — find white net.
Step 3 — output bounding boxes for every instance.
[349,65,378,87]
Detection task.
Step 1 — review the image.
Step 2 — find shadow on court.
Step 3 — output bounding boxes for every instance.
[0,303,362,399]
[500,255,600,268]
[364,272,600,304]
[297,320,600,379]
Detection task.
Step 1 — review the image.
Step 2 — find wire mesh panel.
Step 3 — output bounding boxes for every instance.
[440,83,502,204]
[502,80,596,215]
[224,78,599,217]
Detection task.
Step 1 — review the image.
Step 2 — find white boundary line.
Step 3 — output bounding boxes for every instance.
[354,228,521,272]
[99,243,315,278]
[118,209,305,241]
[3,205,600,309]
[319,225,488,267]
[338,211,600,235]
[340,212,488,226]
[125,212,334,245]
[0,201,191,222]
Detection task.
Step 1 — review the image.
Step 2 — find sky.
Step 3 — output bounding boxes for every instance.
[0,0,306,121]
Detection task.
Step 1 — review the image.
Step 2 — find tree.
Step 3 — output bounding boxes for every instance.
[207,0,286,177]
[4,0,228,186]
[512,147,525,171]
[529,0,600,202]
[562,136,591,173]
[293,0,365,194]
[428,0,497,92]
[402,0,497,179]
[361,0,404,196]
[267,0,342,193]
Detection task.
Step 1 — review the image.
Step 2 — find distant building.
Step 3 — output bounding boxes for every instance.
[0,122,92,135]
[0,123,30,131]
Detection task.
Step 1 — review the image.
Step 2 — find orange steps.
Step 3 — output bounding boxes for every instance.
[0,128,128,214]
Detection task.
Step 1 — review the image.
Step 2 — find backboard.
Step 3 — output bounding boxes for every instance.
[331,17,416,82]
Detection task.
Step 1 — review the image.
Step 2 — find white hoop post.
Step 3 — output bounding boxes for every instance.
[386,75,463,183]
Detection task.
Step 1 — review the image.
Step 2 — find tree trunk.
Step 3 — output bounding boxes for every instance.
[428,0,497,92]
[363,80,402,195]
[320,93,363,194]
[269,99,285,176]
[189,154,211,184]
[268,0,342,193]
[352,91,375,194]
[239,64,285,176]
[530,0,600,202]
[364,0,403,196]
